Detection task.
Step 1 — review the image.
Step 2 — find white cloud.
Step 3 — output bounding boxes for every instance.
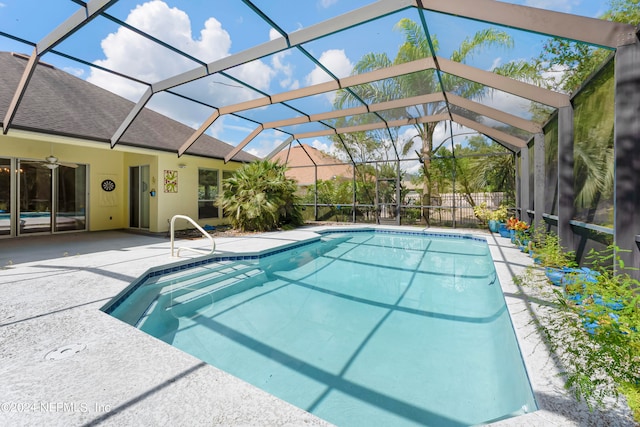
[268,28,300,90]
[305,49,353,104]
[86,0,275,136]
[226,59,274,92]
[489,57,502,71]
[268,28,280,41]
[271,47,298,90]
[247,137,280,158]
[310,139,337,155]
[87,1,231,98]
[306,49,353,85]
[404,160,423,175]
[482,90,533,120]
[63,66,85,78]
[319,0,338,8]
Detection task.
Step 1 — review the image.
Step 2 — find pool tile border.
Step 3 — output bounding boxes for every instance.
[101,227,487,315]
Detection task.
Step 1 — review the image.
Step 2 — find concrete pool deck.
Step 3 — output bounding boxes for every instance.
[0,225,634,426]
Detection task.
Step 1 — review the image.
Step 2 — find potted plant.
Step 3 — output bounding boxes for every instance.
[507,218,530,249]
[489,205,508,233]
[535,232,578,285]
[515,245,640,411]
[506,217,518,242]
[474,203,507,233]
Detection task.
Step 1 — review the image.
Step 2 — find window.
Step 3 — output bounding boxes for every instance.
[198,168,219,219]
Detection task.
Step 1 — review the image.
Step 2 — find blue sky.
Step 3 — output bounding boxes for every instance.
[0,0,615,167]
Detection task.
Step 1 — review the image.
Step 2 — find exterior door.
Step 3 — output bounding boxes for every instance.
[0,158,12,237]
[129,165,150,229]
[18,161,53,234]
[15,159,87,236]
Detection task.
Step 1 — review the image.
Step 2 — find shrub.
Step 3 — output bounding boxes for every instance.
[535,232,576,269]
[474,203,508,223]
[518,244,640,412]
[218,160,304,232]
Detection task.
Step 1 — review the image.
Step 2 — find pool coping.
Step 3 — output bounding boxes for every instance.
[103,224,636,425]
[0,225,635,426]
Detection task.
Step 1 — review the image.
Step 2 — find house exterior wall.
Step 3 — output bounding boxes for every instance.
[1,130,245,236]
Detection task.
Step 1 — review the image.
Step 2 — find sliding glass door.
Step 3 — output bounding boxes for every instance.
[18,161,52,234]
[0,159,11,236]
[55,165,87,232]
[14,160,87,236]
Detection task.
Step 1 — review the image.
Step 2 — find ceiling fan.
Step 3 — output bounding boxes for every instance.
[40,154,78,169]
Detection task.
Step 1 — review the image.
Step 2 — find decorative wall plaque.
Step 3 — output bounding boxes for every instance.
[101,179,116,192]
[164,170,178,193]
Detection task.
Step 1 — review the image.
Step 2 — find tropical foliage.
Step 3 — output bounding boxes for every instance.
[333,18,534,224]
[473,203,508,223]
[302,162,408,223]
[516,244,640,414]
[572,62,615,225]
[533,0,637,227]
[217,160,303,232]
[535,0,639,93]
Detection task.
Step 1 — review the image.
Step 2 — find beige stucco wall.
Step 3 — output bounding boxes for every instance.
[153,153,241,233]
[1,130,246,235]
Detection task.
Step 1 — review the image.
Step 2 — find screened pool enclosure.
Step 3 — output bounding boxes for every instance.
[1,0,639,273]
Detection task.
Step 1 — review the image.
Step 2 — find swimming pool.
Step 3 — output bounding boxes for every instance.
[104,229,537,426]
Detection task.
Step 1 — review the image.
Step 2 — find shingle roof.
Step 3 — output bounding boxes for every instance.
[0,52,257,162]
[272,144,352,186]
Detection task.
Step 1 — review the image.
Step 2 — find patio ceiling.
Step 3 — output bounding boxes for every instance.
[1,0,637,162]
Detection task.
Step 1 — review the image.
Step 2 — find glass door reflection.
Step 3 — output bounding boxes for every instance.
[0,159,10,236]
[18,161,52,234]
[55,164,87,232]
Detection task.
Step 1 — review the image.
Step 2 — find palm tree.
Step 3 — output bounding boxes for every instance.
[218,160,303,231]
[334,18,536,224]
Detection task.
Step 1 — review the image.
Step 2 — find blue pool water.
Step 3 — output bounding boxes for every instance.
[106,230,537,426]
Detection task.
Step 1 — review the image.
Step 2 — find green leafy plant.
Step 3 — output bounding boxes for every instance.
[518,244,640,412]
[535,232,576,269]
[490,205,508,222]
[217,160,304,232]
[473,203,508,223]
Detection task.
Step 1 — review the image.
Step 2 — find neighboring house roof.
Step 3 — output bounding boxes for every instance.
[272,144,352,186]
[0,52,257,162]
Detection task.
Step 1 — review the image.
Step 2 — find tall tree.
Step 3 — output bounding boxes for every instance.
[535,0,637,225]
[334,18,535,224]
[536,0,639,93]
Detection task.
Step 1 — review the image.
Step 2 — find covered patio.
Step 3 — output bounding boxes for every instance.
[1,0,639,425]
[0,228,635,425]
[2,0,638,275]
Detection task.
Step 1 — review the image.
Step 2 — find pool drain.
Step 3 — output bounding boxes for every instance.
[45,343,86,361]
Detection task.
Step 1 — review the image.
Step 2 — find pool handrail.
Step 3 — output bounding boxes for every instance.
[170,214,215,257]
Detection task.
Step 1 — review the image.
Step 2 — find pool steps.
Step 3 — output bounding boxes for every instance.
[131,261,268,328]
[114,261,248,326]
[151,262,258,295]
[164,267,265,313]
